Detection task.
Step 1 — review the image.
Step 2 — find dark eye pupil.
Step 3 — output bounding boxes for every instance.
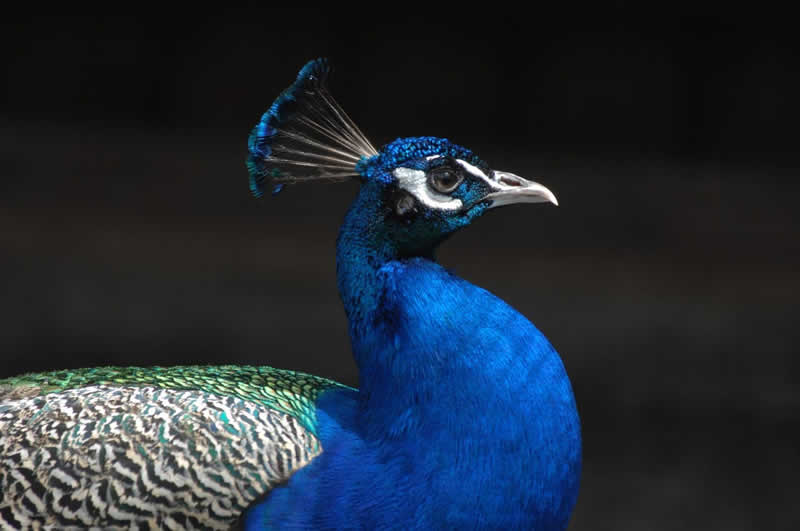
[438,171,456,186]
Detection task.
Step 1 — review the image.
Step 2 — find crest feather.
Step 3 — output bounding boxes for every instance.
[247,59,377,197]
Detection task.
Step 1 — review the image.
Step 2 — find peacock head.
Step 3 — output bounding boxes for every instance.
[352,136,556,256]
[248,59,557,256]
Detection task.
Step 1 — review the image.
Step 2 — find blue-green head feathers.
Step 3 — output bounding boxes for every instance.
[356,136,486,182]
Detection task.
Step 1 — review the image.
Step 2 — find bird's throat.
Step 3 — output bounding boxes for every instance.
[335,189,412,344]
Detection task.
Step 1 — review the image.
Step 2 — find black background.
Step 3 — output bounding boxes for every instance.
[2,10,798,529]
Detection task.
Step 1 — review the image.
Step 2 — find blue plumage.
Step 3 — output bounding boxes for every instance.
[356,136,485,181]
[250,259,581,529]
[243,60,581,529]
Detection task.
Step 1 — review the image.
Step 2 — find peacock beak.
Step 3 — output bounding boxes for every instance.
[484,171,559,208]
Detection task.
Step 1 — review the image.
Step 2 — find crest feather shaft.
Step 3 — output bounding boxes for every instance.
[247,59,377,197]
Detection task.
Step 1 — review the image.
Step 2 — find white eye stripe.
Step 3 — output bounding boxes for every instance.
[455,159,493,184]
[393,167,463,211]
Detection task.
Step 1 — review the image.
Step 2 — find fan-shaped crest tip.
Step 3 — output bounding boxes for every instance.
[247,59,376,197]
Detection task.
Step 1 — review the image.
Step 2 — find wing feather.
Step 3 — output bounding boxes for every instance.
[0,366,351,529]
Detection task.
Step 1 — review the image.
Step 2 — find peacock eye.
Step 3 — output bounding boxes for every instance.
[428,167,463,194]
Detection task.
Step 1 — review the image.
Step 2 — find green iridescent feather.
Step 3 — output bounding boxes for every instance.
[0,365,351,436]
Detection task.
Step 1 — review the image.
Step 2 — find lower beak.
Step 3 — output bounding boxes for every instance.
[485,171,559,208]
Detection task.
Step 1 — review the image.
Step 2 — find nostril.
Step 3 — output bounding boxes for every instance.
[499,175,522,187]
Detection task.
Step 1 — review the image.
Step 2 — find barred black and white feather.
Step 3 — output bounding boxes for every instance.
[0,365,348,530]
[0,386,316,530]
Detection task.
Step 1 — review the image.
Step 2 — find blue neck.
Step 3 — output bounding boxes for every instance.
[336,187,451,422]
[334,187,581,521]
[335,187,396,357]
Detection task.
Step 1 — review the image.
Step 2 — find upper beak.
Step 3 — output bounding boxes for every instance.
[484,171,559,208]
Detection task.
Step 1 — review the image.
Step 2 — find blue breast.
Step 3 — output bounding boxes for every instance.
[245,251,581,529]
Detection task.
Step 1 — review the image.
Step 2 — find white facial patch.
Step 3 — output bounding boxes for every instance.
[393,167,463,211]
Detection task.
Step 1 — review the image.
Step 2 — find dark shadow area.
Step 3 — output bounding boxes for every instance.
[2,11,798,529]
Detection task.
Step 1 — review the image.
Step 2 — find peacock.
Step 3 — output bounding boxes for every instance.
[0,59,581,530]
